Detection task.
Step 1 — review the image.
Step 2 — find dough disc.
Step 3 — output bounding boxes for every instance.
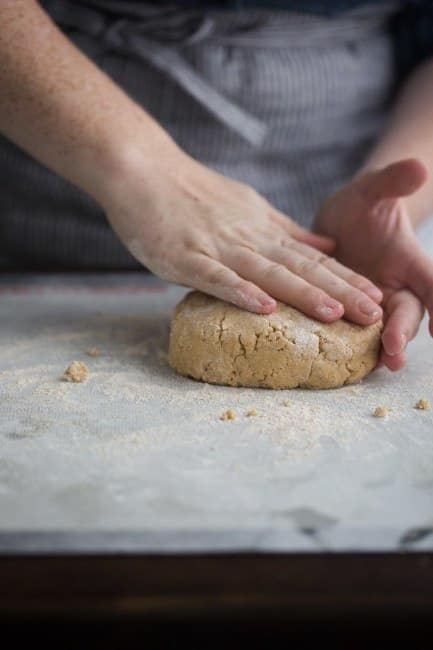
[168,291,382,389]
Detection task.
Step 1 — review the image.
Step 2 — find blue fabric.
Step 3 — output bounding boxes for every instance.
[390,3,433,78]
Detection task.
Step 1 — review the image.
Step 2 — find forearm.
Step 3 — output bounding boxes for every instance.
[0,0,177,205]
[360,58,433,226]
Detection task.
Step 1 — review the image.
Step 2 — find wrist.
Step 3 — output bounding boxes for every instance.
[87,119,184,209]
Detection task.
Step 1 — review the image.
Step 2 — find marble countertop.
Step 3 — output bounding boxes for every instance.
[1,250,433,553]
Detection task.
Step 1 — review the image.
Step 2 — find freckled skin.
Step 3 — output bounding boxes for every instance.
[0,0,173,199]
[0,0,383,327]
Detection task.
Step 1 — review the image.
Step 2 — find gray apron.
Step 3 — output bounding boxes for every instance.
[0,2,398,269]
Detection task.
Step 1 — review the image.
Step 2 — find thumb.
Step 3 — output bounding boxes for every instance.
[358,158,427,206]
[407,246,433,333]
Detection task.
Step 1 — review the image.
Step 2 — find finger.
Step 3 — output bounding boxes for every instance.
[268,245,382,325]
[381,290,424,356]
[358,158,427,207]
[407,248,433,334]
[227,246,344,322]
[324,258,383,303]
[379,348,406,372]
[290,224,336,254]
[287,240,383,303]
[271,209,336,254]
[184,253,277,314]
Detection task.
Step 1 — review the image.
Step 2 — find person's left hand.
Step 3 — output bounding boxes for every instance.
[314,158,432,371]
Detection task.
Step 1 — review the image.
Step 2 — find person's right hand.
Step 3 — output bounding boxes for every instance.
[102,145,382,323]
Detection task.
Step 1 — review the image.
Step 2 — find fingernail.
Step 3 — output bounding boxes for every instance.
[315,302,342,318]
[359,300,381,319]
[399,334,407,353]
[250,296,276,312]
[260,296,276,309]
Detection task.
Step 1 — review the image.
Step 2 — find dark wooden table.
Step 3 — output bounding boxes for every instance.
[2,553,433,647]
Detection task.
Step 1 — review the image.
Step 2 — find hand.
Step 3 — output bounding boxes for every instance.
[102,146,382,323]
[314,158,431,370]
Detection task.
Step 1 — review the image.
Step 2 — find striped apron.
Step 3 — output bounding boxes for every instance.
[0,1,398,269]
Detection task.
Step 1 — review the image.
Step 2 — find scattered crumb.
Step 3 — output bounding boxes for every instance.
[373,406,388,418]
[220,409,235,421]
[282,400,291,407]
[415,398,430,410]
[62,361,88,383]
[247,409,258,417]
[85,347,101,357]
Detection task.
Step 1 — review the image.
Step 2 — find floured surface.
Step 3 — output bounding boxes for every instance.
[0,272,433,552]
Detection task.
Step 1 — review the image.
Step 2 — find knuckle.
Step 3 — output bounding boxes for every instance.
[182,255,207,273]
[348,271,368,288]
[204,265,230,286]
[354,280,371,293]
[233,278,251,294]
[350,289,371,305]
[279,237,296,250]
[320,255,335,268]
[296,259,320,276]
[263,262,286,279]
[189,240,219,259]
[290,241,310,256]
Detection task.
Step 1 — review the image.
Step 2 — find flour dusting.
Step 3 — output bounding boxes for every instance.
[1,280,433,535]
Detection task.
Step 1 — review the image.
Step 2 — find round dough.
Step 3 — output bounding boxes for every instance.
[168,291,382,389]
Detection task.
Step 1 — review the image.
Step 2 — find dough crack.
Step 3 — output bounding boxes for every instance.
[314,330,326,355]
[218,309,228,347]
[238,334,247,358]
[169,292,381,389]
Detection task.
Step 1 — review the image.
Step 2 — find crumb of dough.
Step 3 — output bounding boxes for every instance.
[415,398,430,410]
[247,409,258,417]
[62,361,88,383]
[220,409,235,421]
[373,406,388,418]
[85,347,101,357]
[282,400,291,407]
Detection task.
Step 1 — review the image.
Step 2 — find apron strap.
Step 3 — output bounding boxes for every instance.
[42,0,269,146]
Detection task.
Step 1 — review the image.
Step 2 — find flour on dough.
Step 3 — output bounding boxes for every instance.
[168,291,382,390]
